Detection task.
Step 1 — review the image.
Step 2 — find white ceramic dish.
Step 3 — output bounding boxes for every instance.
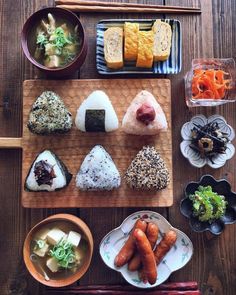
[180,114,235,168]
[99,211,193,288]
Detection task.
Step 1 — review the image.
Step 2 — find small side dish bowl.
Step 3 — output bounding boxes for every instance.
[23,214,93,287]
[99,211,193,289]
[21,7,87,77]
[185,58,236,107]
[180,114,235,168]
[180,175,236,235]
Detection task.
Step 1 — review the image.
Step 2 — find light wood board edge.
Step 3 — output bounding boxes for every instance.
[0,138,23,149]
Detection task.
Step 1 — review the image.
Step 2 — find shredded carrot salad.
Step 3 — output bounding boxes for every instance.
[192,69,232,99]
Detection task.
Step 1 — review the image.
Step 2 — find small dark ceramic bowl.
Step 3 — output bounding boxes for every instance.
[180,175,236,235]
[21,7,87,77]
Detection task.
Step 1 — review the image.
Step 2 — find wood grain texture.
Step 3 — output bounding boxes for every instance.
[22,79,173,208]
[165,1,236,295]
[0,0,235,294]
[0,137,22,148]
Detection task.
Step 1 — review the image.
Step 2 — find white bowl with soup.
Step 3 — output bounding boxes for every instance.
[23,214,93,287]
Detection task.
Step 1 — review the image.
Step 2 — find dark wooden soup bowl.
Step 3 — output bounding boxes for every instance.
[23,214,93,287]
[21,7,87,77]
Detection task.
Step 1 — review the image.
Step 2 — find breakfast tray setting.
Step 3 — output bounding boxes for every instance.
[2,0,236,294]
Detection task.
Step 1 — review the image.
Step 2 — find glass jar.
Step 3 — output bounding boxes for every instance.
[185,58,236,107]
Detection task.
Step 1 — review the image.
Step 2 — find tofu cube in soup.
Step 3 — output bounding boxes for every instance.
[46,257,59,273]
[37,228,50,241]
[33,242,49,257]
[67,231,81,247]
[47,228,66,245]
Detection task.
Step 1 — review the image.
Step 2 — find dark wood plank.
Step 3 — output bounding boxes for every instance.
[165,1,236,295]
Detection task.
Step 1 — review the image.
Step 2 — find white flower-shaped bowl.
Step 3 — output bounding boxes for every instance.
[180,114,235,168]
[99,211,193,288]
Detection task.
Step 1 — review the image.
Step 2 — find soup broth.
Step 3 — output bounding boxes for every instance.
[28,13,81,68]
[31,221,88,280]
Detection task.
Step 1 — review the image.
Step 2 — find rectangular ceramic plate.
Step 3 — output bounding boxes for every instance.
[96,19,182,75]
[22,79,172,208]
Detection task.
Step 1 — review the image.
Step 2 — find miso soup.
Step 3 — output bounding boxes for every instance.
[30,220,88,280]
[28,13,81,68]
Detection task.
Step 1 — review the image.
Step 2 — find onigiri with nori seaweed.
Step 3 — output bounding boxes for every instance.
[25,150,72,192]
[75,90,119,132]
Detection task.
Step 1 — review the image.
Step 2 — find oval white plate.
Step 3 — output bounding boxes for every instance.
[180,114,235,168]
[99,211,193,288]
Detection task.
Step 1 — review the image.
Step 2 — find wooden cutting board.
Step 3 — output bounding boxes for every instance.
[2,79,173,208]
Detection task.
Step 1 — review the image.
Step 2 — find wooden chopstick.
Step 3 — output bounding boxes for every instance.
[56,4,201,14]
[55,0,201,11]
[45,282,201,294]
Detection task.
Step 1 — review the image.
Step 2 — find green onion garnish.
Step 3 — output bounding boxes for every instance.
[49,238,76,269]
[34,239,45,250]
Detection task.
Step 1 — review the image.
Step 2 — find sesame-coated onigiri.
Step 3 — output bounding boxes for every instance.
[125,146,170,190]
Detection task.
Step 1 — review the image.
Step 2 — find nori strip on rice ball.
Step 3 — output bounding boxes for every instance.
[85,109,106,132]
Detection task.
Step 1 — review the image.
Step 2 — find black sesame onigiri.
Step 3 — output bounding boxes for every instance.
[125,146,170,190]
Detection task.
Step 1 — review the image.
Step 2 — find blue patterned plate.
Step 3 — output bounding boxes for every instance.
[99,211,193,288]
[96,19,182,75]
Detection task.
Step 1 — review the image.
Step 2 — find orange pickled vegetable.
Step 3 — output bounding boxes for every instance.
[192,69,232,100]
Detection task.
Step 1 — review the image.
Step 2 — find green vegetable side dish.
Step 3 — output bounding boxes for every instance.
[34,13,80,68]
[49,239,76,269]
[189,185,227,223]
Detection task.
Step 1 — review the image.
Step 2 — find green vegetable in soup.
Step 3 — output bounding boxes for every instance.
[36,32,48,49]
[34,239,46,250]
[33,13,80,68]
[51,27,72,53]
[189,185,227,222]
[49,238,77,269]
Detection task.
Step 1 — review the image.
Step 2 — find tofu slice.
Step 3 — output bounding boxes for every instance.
[67,231,81,247]
[33,242,49,257]
[47,228,66,245]
[37,228,50,241]
[46,257,59,273]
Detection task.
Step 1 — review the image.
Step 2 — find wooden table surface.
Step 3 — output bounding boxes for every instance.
[0,1,235,294]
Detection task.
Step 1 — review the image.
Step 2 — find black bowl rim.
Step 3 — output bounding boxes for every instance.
[21,6,86,72]
[180,174,236,235]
